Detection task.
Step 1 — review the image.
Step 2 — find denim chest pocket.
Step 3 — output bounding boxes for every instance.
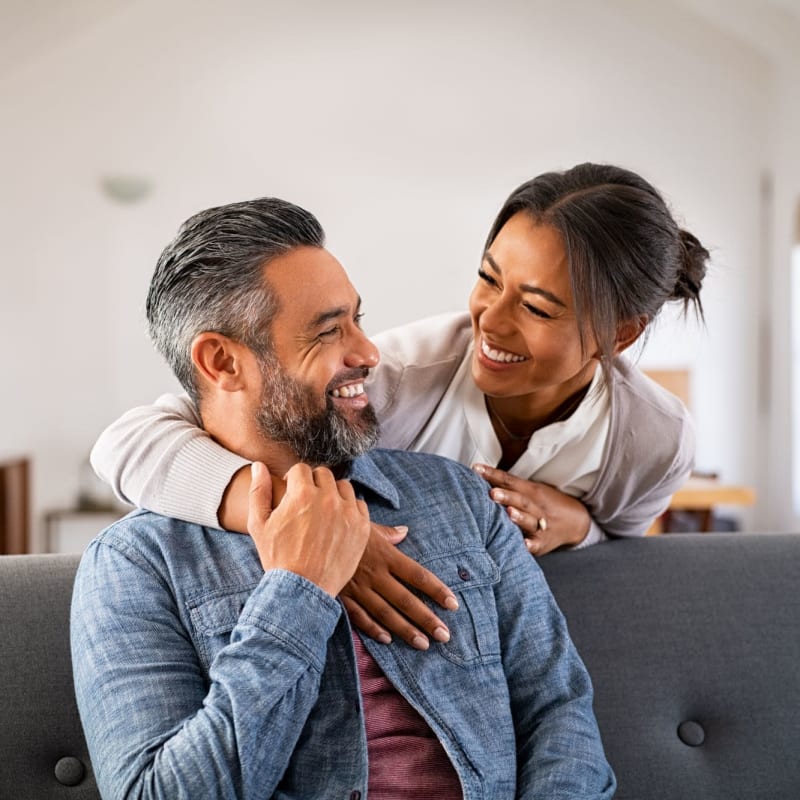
[186,584,259,671]
[419,549,501,667]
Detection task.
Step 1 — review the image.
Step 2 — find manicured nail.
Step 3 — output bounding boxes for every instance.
[251,462,264,479]
[432,626,450,643]
[393,525,408,534]
[411,634,430,651]
[444,595,459,611]
[472,463,487,474]
[492,489,506,502]
[376,632,391,645]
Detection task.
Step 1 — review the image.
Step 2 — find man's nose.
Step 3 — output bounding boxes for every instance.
[344,327,380,368]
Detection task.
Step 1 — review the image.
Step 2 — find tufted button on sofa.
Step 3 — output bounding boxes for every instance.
[2,533,799,799]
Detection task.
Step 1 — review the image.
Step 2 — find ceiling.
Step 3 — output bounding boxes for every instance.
[675,0,800,67]
[0,0,798,81]
[0,0,133,78]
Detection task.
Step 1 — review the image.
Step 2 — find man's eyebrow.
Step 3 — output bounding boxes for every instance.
[307,296,363,330]
[483,251,567,308]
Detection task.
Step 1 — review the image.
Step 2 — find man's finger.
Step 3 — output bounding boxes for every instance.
[247,462,273,533]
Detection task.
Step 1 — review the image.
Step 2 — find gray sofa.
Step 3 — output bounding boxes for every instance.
[1,533,799,799]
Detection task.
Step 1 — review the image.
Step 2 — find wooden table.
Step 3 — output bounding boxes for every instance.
[648,476,757,535]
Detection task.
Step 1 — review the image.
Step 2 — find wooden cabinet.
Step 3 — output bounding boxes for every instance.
[0,457,30,554]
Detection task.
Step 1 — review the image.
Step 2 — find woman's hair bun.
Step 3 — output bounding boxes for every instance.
[671,229,709,315]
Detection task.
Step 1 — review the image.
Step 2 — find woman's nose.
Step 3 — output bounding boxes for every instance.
[479,292,513,336]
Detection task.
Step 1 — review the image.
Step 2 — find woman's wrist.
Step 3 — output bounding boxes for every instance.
[218,465,252,533]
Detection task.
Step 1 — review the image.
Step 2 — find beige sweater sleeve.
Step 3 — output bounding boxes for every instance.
[89,393,251,528]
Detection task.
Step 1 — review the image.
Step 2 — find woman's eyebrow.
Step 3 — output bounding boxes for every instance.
[483,252,566,308]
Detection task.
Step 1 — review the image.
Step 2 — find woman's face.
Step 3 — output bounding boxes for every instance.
[468,212,598,402]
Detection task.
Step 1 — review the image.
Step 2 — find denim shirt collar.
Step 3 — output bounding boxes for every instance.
[345,451,402,510]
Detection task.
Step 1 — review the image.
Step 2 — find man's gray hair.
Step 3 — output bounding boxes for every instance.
[146,197,325,404]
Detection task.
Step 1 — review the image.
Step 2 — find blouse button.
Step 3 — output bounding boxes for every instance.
[457,566,470,581]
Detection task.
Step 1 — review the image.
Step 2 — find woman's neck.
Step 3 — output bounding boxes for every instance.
[486,362,598,460]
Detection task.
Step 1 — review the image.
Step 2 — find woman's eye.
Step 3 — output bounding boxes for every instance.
[523,303,552,320]
[354,312,365,328]
[478,268,498,288]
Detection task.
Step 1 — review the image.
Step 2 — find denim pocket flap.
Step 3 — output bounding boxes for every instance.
[419,548,500,591]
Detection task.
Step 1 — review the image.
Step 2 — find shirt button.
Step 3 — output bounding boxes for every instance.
[457,565,470,581]
[350,791,362,800]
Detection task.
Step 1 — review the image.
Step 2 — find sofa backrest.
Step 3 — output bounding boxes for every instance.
[1,534,799,799]
[0,553,97,800]
[539,532,800,800]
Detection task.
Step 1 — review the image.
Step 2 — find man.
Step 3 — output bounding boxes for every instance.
[71,197,615,798]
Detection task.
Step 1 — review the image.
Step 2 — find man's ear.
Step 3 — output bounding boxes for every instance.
[191,332,251,392]
[613,315,648,355]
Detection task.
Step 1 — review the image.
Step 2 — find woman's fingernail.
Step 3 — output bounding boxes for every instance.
[444,595,459,611]
[393,525,408,535]
[492,489,506,502]
[251,462,264,479]
[376,632,391,644]
[411,634,430,651]
[509,507,522,522]
[432,626,450,643]
[472,463,487,474]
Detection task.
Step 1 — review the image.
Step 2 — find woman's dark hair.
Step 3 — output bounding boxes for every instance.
[484,163,708,380]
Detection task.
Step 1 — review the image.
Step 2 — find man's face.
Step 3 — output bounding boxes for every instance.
[254,246,381,468]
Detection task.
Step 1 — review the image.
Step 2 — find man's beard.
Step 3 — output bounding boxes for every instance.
[255,354,380,469]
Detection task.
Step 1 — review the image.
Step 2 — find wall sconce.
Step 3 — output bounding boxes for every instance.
[100,174,153,204]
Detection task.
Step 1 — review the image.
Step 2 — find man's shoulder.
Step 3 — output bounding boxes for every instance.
[98,508,203,545]
[357,449,495,530]
[367,447,482,486]
[86,509,216,575]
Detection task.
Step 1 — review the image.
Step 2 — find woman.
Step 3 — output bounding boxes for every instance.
[92,162,708,645]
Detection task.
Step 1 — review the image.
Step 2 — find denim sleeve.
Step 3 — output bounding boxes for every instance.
[485,506,617,799]
[70,540,341,800]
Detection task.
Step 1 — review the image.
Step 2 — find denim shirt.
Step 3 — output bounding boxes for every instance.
[71,449,615,799]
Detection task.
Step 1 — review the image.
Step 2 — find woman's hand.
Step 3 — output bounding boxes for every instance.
[473,464,591,556]
[340,523,460,650]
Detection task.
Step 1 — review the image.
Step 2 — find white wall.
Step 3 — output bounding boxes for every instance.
[765,59,800,531]
[0,0,785,548]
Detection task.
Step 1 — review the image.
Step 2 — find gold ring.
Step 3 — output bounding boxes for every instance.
[537,517,548,532]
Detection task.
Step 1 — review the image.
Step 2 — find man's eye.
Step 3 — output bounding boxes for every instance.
[318,326,341,340]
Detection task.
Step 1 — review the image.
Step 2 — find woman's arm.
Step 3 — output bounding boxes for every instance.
[90,392,458,648]
[90,393,250,528]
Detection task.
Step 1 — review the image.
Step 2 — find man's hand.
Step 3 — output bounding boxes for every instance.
[473,464,591,555]
[247,461,370,597]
